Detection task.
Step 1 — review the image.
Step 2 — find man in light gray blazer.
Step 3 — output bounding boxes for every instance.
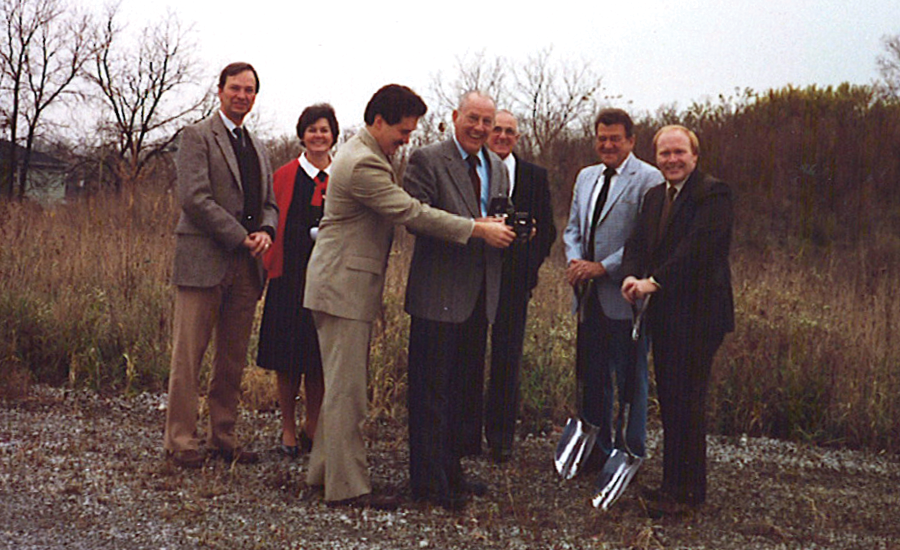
[303,85,513,509]
[164,62,277,468]
[403,91,510,510]
[563,108,661,468]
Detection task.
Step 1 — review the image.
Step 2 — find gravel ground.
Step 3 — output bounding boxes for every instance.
[2,386,899,549]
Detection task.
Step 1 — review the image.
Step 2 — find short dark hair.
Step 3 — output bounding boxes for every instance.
[594,108,634,138]
[218,62,259,92]
[296,103,339,147]
[364,84,427,126]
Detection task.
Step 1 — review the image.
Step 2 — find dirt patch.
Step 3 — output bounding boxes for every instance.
[1,387,898,549]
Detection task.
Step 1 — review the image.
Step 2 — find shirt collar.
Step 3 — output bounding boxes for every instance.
[603,152,635,176]
[218,110,241,134]
[453,136,485,165]
[298,152,332,180]
[501,153,516,176]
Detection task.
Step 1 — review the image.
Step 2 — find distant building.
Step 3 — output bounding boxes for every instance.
[0,139,69,203]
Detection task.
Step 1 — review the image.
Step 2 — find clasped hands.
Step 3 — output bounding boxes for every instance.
[243,231,272,258]
[566,259,606,286]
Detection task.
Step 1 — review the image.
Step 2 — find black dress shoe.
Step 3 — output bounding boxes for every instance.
[279,444,300,459]
[646,497,696,519]
[326,492,400,511]
[413,491,468,512]
[212,447,259,464]
[298,431,313,454]
[458,479,488,497]
[489,446,513,464]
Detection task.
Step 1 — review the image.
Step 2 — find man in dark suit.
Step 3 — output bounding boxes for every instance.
[484,110,556,463]
[163,62,278,468]
[404,90,509,509]
[621,125,734,512]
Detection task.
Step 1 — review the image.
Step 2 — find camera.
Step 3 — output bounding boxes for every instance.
[511,211,533,242]
[487,197,531,242]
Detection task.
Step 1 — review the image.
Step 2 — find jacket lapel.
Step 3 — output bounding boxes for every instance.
[598,155,637,224]
[442,141,481,217]
[212,116,243,191]
[654,170,697,250]
[511,154,523,204]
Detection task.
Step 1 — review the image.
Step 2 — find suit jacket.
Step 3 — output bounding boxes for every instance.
[505,154,556,293]
[403,140,510,324]
[563,154,661,320]
[303,128,474,323]
[622,169,735,342]
[172,113,277,288]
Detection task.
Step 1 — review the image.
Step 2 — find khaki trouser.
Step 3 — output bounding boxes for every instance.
[164,253,260,453]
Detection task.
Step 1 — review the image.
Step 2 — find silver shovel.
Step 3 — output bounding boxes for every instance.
[554,416,600,480]
[592,447,643,510]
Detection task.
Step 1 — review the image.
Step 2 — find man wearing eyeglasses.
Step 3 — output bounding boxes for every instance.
[484,110,556,463]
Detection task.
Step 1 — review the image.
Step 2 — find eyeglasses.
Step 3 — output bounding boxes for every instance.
[492,127,518,137]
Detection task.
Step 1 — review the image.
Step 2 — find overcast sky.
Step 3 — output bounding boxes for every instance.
[89,0,900,137]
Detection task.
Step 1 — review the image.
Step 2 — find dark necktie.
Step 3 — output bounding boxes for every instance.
[466,154,481,207]
[657,185,677,242]
[311,171,328,207]
[586,166,616,261]
[232,127,245,150]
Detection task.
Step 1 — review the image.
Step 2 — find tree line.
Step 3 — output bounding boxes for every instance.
[3,0,900,253]
[0,0,207,199]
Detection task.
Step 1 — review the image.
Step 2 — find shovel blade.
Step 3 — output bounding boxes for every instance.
[591,449,643,511]
[554,417,599,480]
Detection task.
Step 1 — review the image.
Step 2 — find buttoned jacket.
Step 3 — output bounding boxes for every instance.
[403,139,510,324]
[172,113,277,288]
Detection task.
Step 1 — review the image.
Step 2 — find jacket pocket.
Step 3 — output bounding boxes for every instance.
[346,255,384,275]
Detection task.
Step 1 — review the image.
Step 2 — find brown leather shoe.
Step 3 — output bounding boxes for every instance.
[212,447,259,465]
[166,449,205,469]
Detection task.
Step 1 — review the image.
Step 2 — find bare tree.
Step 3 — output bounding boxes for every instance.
[877,33,900,99]
[429,50,509,115]
[427,48,603,163]
[426,48,603,215]
[511,47,602,161]
[0,0,93,199]
[89,6,207,194]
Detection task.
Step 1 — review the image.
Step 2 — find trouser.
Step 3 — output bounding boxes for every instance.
[164,254,260,453]
[652,332,723,505]
[307,311,373,502]
[408,289,487,498]
[485,280,529,452]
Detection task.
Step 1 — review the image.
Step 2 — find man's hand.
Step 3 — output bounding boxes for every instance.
[565,259,606,286]
[243,231,273,258]
[472,217,515,249]
[621,275,659,304]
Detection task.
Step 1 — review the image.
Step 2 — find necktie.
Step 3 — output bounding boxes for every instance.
[586,166,616,261]
[232,127,245,150]
[657,185,677,242]
[311,171,328,207]
[466,154,481,206]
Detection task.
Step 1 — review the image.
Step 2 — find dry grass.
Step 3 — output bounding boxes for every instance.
[2,179,899,453]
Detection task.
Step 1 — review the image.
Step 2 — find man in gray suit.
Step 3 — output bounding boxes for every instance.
[404,91,509,509]
[303,85,513,509]
[563,108,661,468]
[164,62,277,468]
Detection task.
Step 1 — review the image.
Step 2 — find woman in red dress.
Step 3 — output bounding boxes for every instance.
[258,104,338,457]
